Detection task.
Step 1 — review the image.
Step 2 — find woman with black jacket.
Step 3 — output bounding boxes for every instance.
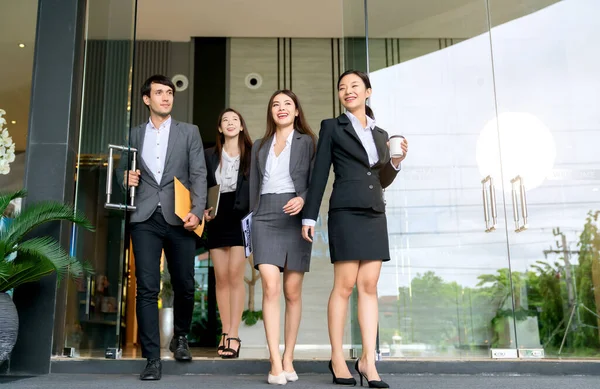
[204,108,252,359]
[302,70,408,388]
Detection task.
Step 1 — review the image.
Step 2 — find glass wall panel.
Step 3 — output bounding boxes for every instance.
[365,0,516,359]
[0,1,37,205]
[58,0,364,359]
[340,0,375,357]
[224,0,364,359]
[58,0,137,357]
[488,0,600,358]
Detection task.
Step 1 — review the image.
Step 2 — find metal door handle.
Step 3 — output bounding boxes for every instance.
[481,175,497,232]
[105,144,138,211]
[511,175,528,232]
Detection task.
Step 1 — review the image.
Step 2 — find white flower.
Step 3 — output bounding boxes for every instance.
[0,108,15,174]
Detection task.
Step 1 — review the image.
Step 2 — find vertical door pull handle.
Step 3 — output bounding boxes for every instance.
[511,175,528,232]
[481,175,497,232]
[105,144,138,211]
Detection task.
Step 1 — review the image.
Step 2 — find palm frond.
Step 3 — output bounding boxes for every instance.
[0,261,11,283]
[65,257,94,279]
[13,237,73,279]
[0,189,26,217]
[2,202,94,248]
[0,236,93,292]
[0,259,55,292]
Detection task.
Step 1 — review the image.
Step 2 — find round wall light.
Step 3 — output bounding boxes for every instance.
[171,74,189,92]
[245,73,263,90]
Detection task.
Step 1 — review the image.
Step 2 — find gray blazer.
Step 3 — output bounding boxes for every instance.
[116,120,207,226]
[249,131,315,213]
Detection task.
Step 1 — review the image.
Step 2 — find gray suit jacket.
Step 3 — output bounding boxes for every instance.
[116,119,207,226]
[249,131,315,213]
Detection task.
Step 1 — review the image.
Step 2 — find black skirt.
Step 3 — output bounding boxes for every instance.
[206,191,245,249]
[327,208,390,263]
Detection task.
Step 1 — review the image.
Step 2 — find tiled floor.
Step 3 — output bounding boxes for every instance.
[53,347,336,360]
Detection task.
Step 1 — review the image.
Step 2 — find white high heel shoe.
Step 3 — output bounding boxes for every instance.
[283,371,298,382]
[267,372,287,385]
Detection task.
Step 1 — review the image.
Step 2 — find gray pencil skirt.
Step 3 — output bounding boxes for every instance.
[251,193,312,273]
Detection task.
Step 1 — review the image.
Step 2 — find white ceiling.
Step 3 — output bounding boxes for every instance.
[0,0,558,151]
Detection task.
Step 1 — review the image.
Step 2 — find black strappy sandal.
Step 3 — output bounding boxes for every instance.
[217,333,228,356]
[221,337,241,359]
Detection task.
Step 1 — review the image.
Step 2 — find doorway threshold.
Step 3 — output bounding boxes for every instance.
[49,358,600,376]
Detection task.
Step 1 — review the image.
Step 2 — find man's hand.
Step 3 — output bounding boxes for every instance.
[204,207,215,222]
[283,197,305,216]
[183,212,200,231]
[124,169,141,187]
[302,225,314,243]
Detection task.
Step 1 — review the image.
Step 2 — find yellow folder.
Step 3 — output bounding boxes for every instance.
[174,176,205,237]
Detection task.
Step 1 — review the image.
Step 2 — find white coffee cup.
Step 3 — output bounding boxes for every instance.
[389,135,405,158]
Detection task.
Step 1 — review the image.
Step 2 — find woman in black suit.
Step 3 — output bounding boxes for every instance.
[204,108,252,359]
[302,70,408,388]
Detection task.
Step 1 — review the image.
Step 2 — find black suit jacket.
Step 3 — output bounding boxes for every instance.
[204,146,250,214]
[304,114,399,220]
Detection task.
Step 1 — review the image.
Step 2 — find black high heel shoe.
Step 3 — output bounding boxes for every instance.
[217,333,228,355]
[354,359,389,388]
[221,337,241,359]
[328,360,357,386]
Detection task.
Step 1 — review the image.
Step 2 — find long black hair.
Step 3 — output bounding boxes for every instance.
[337,70,375,120]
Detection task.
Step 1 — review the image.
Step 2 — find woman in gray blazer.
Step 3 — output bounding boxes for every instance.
[249,89,315,385]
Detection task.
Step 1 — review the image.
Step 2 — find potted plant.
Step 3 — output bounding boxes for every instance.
[0,189,94,362]
[159,269,174,348]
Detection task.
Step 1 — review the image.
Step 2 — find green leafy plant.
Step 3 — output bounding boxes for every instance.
[242,309,263,326]
[159,270,174,308]
[0,189,95,292]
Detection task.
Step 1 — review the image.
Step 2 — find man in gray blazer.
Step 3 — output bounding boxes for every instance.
[116,75,207,381]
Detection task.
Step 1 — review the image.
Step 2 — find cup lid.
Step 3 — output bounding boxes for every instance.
[389,135,405,139]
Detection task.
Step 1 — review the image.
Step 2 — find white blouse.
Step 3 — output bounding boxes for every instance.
[215,150,240,193]
[345,111,379,166]
[261,130,296,195]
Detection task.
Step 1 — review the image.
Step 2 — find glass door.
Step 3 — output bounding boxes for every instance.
[60,0,137,358]
[364,0,517,359]
[488,0,600,358]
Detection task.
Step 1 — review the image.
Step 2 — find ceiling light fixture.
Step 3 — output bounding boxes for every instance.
[11,121,16,124]
[18,43,25,48]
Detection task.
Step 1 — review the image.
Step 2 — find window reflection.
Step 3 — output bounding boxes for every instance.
[370,0,600,359]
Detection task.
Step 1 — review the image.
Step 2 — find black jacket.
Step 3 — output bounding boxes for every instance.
[204,146,250,214]
[304,114,399,220]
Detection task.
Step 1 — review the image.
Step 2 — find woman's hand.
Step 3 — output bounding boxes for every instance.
[389,138,408,168]
[204,207,215,222]
[302,225,314,243]
[283,197,304,216]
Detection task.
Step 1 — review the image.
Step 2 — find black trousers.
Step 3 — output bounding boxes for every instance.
[130,210,196,359]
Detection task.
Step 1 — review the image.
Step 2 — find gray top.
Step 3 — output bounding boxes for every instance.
[249,131,315,213]
[116,119,207,226]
